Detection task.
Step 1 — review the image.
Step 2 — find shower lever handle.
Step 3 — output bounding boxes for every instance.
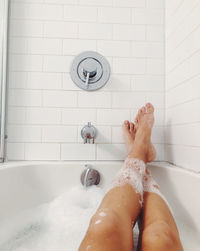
[85,72,90,88]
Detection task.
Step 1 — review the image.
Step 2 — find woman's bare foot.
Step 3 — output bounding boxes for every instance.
[134,104,156,162]
[123,103,156,163]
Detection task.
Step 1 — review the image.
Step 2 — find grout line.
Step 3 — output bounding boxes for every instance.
[166,48,200,75]
[166,97,200,110]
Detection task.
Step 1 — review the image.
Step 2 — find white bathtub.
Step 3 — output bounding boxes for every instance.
[0,161,199,250]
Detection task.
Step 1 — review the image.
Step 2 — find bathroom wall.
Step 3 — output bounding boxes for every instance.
[165,0,200,172]
[6,0,165,161]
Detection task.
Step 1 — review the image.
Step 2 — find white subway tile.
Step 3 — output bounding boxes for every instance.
[7,143,25,160]
[112,92,146,108]
[132,8,146,25]
[9,37,29,54]
[25,143,60,160]
[63,39,96,55]
[79,23,113,39]
[26,108,61,125]
[8,125,41,142]
[62,73,80,91]
[44,22,78,38]
[146,92,165,109]
[64,6,97,22]
[166,75,200,108]
[43,91,77,108]
[113,0,145,8]
[113,24,146,41]
[27,73,62,90]
[97,109,130,125]
[78,92,111,108]
[43,56,73,73]
[166,25,200,72]
[7,107,27,124]
[78,126,111,143]
[166,50,200,88]
[132,42,164,58]
[132,9,164,25]
[29,38,62,55]
[12,0,44,3]
[165,123,200,147]
[96,144,126,160]
[62,109,96,125]
[97,41,131,57]
[8,89,42,107]
[79,0,113,6]
[130,108,138,121]
[11,3,63,20]
[9,72,58,92]
[165,145,200,172]
[131,75,164,92]
[103,75,131,91]
[166,99,200,125]
[146,59,164,75]
[154,144,164,161]
[9,20,43,37]
[152,126,164,144]
[98,7,131,24]
[61,144,95,160]
[44,0,78,3]
[111,126,123,143]
[42,126,77,143]
[9,72,28,89]
[10,55,43,72]
[146,0,164,9]
[113,58,145,74]
[156,109,165,127]
[146,25,164,41]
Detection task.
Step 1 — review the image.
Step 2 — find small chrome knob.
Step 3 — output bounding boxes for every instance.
[81,122,97,144]
[81,165,100,187]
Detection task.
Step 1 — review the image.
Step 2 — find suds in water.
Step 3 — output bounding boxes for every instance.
[0,186,104,251]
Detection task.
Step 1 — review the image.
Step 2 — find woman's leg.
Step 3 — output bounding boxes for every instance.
[133,104,183,251]
[138,171,183,251]
[79,113,153,251]
[78,159,146,251]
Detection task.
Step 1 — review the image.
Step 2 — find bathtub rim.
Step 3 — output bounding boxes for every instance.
[0,160,199,179]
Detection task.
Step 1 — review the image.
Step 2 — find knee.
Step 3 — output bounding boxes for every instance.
[88,209,120,239]
[142,221,180,251]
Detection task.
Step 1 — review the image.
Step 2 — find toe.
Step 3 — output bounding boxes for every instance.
[138,109,143,117]
[145,103,154,113]
[130,122,134,133]
[123,120,130,130]
[134,114,139,124]
[141,106,146,114]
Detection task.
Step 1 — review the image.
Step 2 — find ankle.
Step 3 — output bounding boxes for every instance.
[128,149,148,164]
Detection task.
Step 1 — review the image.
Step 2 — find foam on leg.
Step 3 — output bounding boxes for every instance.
[111,158,146,205]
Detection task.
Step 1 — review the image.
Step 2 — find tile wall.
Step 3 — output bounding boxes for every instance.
[6,0,165,161]
[165,0,200,172]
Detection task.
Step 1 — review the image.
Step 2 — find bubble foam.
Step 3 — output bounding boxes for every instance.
[0,186,104,251]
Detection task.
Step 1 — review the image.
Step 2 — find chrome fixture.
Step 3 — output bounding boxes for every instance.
[81,164,100,187]
[70,51,110,91]
[0,0,9,162]
[81,122,97,144]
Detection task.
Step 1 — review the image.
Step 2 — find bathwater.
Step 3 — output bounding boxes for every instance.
[0,186,104,251]
[0,185,199,251]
